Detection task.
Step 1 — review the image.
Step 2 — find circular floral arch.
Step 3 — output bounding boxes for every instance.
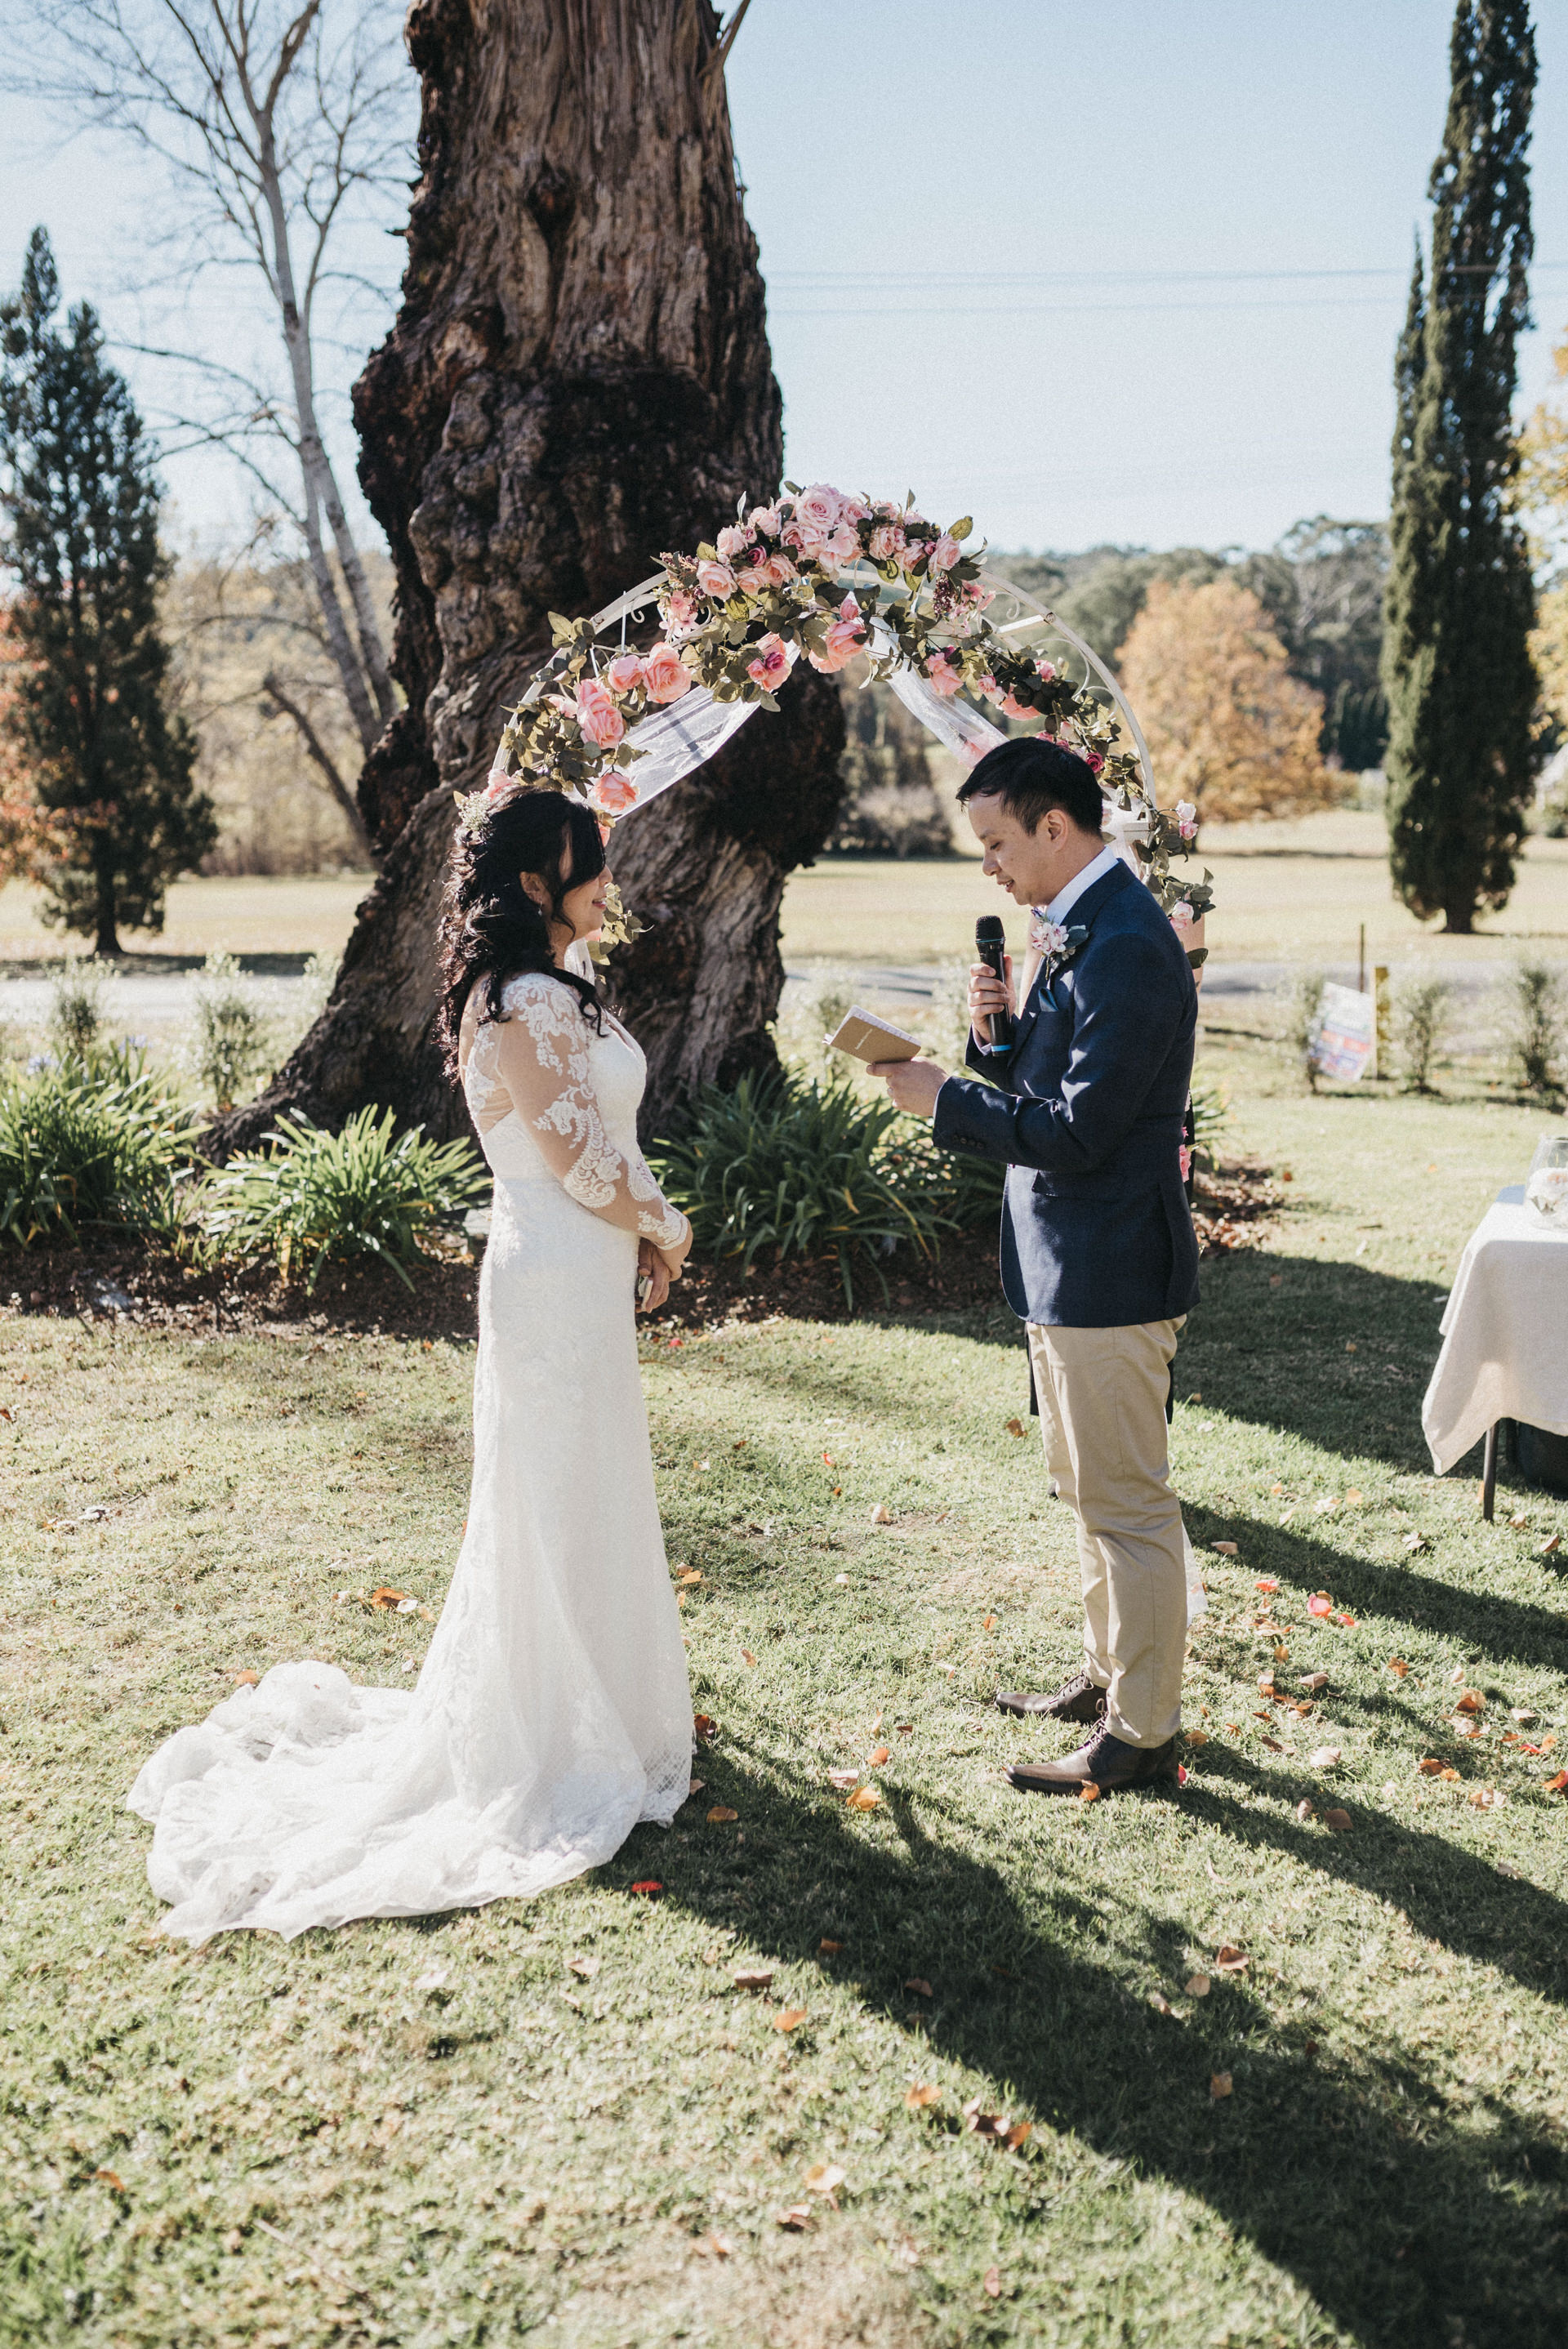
[471,485,1214,952]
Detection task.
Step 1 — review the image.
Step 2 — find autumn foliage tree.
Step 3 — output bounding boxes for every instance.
[1117,575,1336,827]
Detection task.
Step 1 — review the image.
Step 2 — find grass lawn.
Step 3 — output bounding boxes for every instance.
[780,815,1568,974]
[0,876,375,972]
[2,1032,1567,2347]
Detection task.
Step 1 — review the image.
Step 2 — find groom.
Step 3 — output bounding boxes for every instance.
[873,736,1200,1796]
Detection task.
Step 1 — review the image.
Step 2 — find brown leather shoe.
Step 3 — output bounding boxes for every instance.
[994,1671,1107,1724]
[1005,1726,1179,1796]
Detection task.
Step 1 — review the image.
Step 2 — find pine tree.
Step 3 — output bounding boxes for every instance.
[1383,2,1538,934]
[0,230,215,956]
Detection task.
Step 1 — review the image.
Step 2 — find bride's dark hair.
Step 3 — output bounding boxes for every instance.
[436,787,608,1079]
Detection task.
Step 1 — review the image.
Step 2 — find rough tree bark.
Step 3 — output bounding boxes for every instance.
[213,0,844,1153]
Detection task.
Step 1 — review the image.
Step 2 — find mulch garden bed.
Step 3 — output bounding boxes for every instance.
[0,1161,1280,1343]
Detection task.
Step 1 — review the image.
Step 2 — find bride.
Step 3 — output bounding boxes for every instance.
[128,787,696,1941]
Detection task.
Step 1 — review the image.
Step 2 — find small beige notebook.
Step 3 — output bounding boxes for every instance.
[828,1005,923,1063]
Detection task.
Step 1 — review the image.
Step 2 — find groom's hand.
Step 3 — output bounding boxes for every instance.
[871,1057,947,1120]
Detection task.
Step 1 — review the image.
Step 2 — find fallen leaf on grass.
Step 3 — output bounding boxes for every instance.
[1344,1488,1364,1505]
[1079,1781,1100,1803]
[695,2231,733,2258]
[568,1955,600,1980]
[1402,1531,1428,1553]
[1184,1731,1209,1749]
[964,2102,1010,2138]
[777,2204,813,2231]
[693,1714,718,1742]
[1545,1769,1568,1794]
[560,1992,583,2012]
[1185,1974,1211,1997]
[982,1613,996,1633]
[804,2162,845,2198]
[1540,1534,1561,1558]
[1307,1595,1334,1617]
[228,1669,260,1687]
[630,1880,662,1897]
[1214,1946,1250,1972]
[1309,1747,1343,1770]
[1451,1718,1482,1740]
[1454,1688,1485,1714]
[826,1767,861,1791]
[906,2083,941,2109]
[688,1777,705,1797]
[983,2267,1004,2299]
[1511,1707,1539,1723]
[905,1977,933,1998]
[820,1938,843,1955]
[1299,1672,1329,1693]
[676,1569,703,1587]
[733,1968,774,1991]
[1297,1799,1315,1821]
[1213,1540,1238,1556]
[1150,1991,1173,2014]
[1254,1576,1280,1593]
[773,2008,808,2032]
[868,1502,893,1525]
[1261,1736,1283,1752]
[847,1785,881,1812]
[740,1649,757,1669]
[1388,1657,1409,1678]
[707,1806,738,1825]
[1469,1788,1506,1810]
[896,1723,914,1736]
[368,1587,408,1611]
[1324,1807,1353,1831]
[867,1745,890,1767]
[1004,1417,1024,1437]
[1209,2072,1233,2100]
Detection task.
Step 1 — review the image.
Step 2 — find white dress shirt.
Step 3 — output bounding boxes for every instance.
[1040,842,1120,928]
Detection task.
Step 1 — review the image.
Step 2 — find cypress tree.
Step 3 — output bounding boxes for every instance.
[1383,1,1538,934]
[0,229,215,956]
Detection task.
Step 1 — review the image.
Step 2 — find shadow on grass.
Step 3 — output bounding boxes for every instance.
[1182,1508,1568,1680]
[597,1751,1568,2347]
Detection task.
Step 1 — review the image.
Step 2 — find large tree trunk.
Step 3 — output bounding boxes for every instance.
[212,0,844,1155]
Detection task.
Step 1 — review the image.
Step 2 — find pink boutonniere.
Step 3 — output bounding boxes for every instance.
[1028,912,1089,983]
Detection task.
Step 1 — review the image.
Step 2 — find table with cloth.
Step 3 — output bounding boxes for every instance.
[1422,1185,1568,1516]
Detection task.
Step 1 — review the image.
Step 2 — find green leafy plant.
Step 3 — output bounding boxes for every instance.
[47,959,110,1063]
[1284,969,1327,1090]
[1393,973,1450,1094]
[1189,1080,1232,1155]
[1508,956,1564,1096]
[0,1062,201,1246]
[188,951,274,1112]
[195,1106,490,1290]
[652,1070,966,1307]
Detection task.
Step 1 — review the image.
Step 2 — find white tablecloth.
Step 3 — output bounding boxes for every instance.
[1422,1188,1568,1474]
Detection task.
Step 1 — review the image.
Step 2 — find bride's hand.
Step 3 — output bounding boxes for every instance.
[657,1218,693,1284]
[636,1240,671,1313]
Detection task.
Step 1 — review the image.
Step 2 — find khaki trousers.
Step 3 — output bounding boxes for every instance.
[1026,1319,1187,1747]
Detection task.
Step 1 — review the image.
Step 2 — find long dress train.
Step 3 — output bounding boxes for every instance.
[127,972,693,1941]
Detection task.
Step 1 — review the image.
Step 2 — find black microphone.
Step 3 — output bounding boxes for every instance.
[974,915,1013,1053]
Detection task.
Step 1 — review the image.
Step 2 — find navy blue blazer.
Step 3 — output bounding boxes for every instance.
[931,859,1200,1328]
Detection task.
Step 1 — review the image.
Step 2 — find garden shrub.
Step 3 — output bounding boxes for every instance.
[652,1068,999,1306]
[0,1062,201,1246]
[47,959,110,1063]
[1393,972,1450,1093]
[189,951,274,1111]
[1507,956,1563,1096]
[195,1105,490,1290]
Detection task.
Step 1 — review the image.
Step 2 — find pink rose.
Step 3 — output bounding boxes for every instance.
[924,650,964,699]
[868,524,905,562]
[606,653,644,694]
[1174,799,1199,840]
[930,533,960,573]
[1084,750,1105,774]
[737,555,770,596]
[750,504,781,537]
[664,588,698,635]
[764,551,797,586]
[574,680,626,749]
[696,559,736,600]
[902,540,929,573]
[592,772,638,817]
[821,519,861,564]
[808,594,866,674]
[484,764,511,800]
[998,692,1031,720]
[1035,658,1057,681]
[746,631,790,690]
[715,524,752,562]
[1179,1143,1193,1183]
[964,582,996,610]
[794,483,844,542]
[642,641,693,703]
[1169,900,1195,932]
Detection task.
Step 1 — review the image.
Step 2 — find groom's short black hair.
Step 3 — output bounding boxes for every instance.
[956,736,1105,836]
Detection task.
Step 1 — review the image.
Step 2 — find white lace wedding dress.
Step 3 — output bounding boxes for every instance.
[128,971,695,1942]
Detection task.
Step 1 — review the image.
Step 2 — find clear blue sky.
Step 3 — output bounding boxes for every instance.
[1,0,1563,557]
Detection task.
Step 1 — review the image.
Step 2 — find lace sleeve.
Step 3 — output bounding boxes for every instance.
[487,977,691,1251]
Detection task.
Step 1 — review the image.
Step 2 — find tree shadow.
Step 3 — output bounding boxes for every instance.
[592,1754,1568,2346]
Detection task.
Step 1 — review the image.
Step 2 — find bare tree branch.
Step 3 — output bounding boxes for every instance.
[261,665,376,863]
